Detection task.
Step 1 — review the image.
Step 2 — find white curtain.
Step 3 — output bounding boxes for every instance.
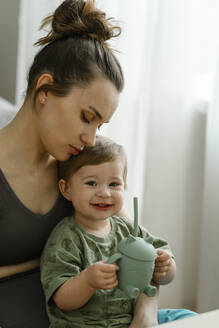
[197,59,219,312]
[16,0,62,104]
[16,0,219,310]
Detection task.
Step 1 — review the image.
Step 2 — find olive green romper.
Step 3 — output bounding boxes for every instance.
[41,215,172,328]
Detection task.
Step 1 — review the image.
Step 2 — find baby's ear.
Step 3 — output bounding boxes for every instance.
[59,179,72,201]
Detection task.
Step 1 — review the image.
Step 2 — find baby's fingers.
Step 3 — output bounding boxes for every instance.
[102,270,118,280]
[153,271,166,280]
[155,259,170,267]
[154,265,169,274]
[101,262,119,273]
[102,275,118,290]
[156,250,171,262]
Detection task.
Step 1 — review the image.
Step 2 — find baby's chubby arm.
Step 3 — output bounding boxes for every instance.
[53,261,119,311]
[152,249,176,285]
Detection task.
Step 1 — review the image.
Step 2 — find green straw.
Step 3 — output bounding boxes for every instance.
[133,197,138,237]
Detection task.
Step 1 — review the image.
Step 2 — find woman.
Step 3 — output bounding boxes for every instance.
[0,0,126,327]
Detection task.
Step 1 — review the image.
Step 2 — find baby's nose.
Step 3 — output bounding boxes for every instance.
[97,186,111,197]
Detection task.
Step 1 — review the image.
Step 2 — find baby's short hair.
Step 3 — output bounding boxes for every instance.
[58,135,127,188]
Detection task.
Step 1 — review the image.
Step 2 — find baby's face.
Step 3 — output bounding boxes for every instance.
[66,159,125,224]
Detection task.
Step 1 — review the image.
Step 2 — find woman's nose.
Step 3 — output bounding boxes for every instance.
[80,128,96,147]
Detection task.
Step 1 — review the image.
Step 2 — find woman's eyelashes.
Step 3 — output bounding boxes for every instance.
[81,111,103,130]
[81,112,91,124]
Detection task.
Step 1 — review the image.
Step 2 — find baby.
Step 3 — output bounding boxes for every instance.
[40,135,176,328]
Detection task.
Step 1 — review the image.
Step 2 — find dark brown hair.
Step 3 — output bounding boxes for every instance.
[26,0,124,104]
[59,135,127,188]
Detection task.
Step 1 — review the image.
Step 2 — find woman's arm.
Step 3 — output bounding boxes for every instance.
[0,258,40,279]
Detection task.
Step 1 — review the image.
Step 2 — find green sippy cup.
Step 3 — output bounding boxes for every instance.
[107,197,157,298]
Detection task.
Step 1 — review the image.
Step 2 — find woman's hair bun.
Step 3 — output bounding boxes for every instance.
[35,0,121,46]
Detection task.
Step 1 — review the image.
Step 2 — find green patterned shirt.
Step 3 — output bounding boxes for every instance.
[40,215,172,328]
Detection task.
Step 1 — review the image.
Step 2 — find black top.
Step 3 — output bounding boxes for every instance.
[0,168,73,265]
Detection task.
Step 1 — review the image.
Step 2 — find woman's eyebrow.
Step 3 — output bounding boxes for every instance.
[88,105,102,120]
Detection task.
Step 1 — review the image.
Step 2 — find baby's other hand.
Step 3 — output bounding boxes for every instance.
[153,249,172,281]
[85,261,119,291]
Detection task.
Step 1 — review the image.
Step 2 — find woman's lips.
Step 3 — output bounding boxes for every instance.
[69,145,81,155]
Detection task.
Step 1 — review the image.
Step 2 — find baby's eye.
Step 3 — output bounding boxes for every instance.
[86,181,97,186]
[109,182,120,187]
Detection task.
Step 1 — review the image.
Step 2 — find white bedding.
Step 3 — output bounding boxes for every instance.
[0,97,17,128]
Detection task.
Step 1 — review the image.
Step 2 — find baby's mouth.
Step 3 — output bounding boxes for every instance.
[91,203,113,210]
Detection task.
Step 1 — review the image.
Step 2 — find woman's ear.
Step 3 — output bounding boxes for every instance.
[59,179,72,201]
[36,73,53,104]
[36,73,53,89]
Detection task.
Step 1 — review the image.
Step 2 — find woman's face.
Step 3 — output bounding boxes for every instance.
[36,77,119,161]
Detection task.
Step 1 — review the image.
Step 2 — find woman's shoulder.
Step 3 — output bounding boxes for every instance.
[47,215,76,238]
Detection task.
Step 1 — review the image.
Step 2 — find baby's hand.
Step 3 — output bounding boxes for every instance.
[153,249,172,282]
[85,261,119,290]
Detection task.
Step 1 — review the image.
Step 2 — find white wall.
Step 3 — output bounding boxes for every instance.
[142,94,207,311]
[136,0,219,311]
[197,68,219,312]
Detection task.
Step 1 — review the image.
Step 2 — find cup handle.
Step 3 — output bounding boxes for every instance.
[106,253,122,264]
